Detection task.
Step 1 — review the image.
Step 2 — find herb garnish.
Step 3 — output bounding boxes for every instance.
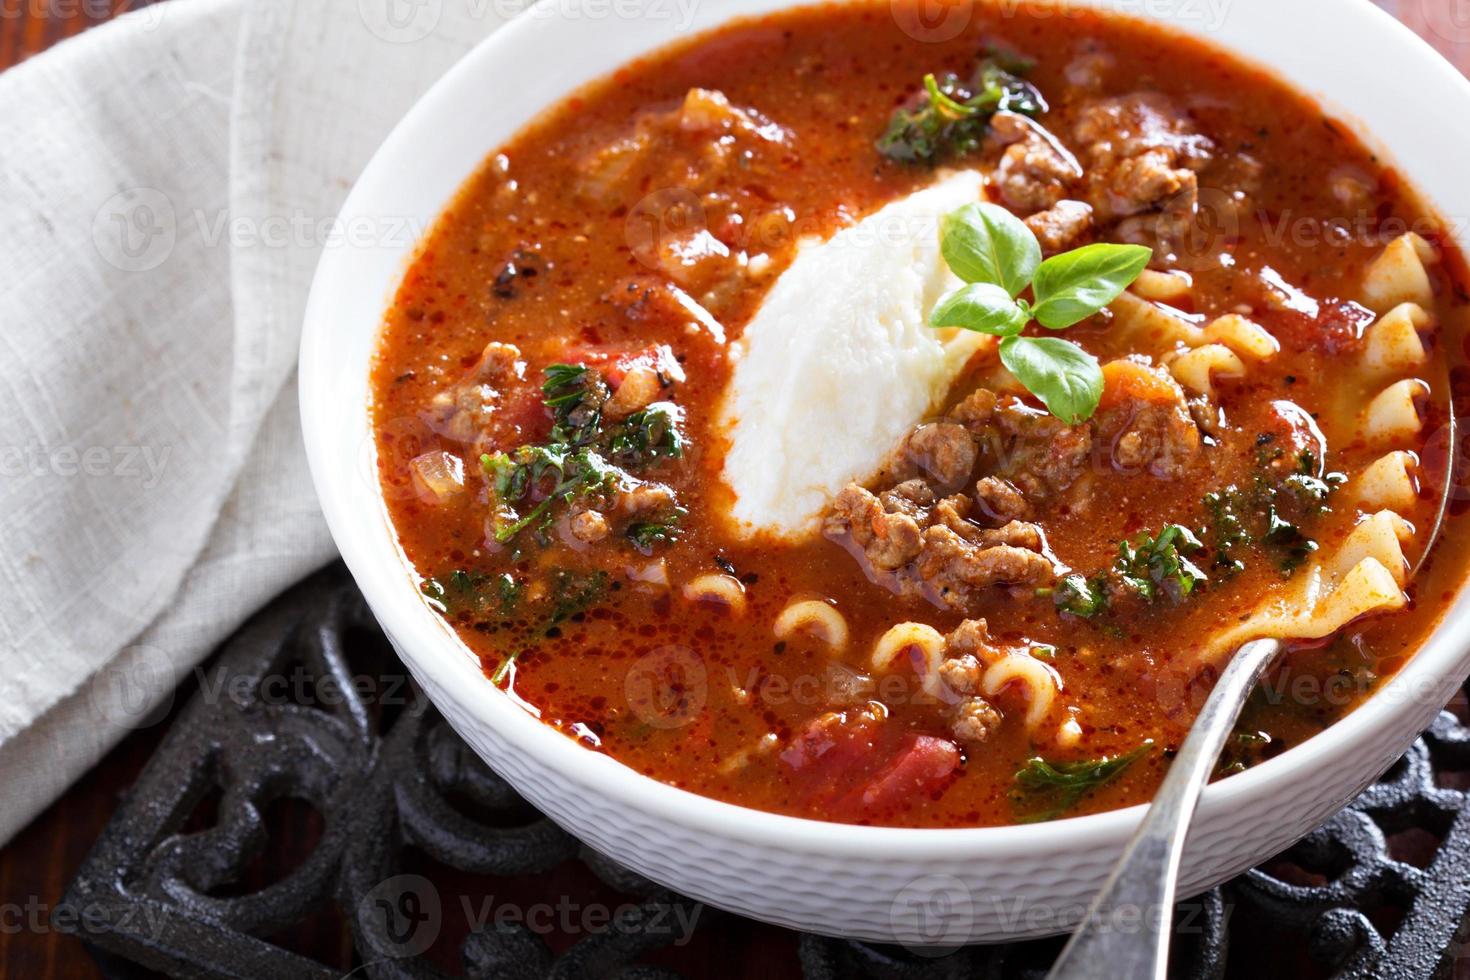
[1115,524,1210,605]
[1012,742,1153,822]
[878,53,1047,165]
[1202,448,1346,577]
[606,402,684,467]
[481,364,685,547]
[421,569,523,619]
[1050,573,1109,620]
[485,567,612,687]
[484,446,619,544]
[628,508,688,553]
[932,201,1151,424]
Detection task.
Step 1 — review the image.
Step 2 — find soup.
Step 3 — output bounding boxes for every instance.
[371,1,1470,827]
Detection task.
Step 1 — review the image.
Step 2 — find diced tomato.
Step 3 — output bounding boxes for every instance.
[780,711,960,819]
[779,709,884,797]
[1261,299,1372,356]
[835,736,962,815]
[499,386,552,444]
[557,344,684,390]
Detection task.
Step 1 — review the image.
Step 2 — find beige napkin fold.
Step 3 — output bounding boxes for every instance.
[0,0,512,845]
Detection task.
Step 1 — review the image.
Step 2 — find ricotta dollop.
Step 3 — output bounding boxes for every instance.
[719,170,993,540]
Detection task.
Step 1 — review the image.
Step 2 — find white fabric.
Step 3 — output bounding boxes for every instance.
[0,0,514,844]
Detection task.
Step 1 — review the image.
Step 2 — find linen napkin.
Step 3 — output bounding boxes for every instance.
[0,0,515,845]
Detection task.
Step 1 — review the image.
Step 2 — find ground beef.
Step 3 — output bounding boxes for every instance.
[879,479,936,517]
[424,342,526,444]
[612,483,680,523]
[897,422,979,491]
[915,525,1056,610]
[990,112,1085,215]
[825,485,1056,610]
[951,697,1004,745]
[826,485,925,571]
[1101,402,1200,478]
[825,363,1206,611]
[569,510,611,544]
[1072,94,1213,223]
[1025,199,1095,254]
[1094,361,1203,479]
[937,654,983,697]
[949,387,998,430]
[987,401,1096,498]
[974,476,1031,522]
[945,618,1002,663]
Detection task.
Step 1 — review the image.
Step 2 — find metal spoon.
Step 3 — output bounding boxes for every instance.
[1046,408,1457,980]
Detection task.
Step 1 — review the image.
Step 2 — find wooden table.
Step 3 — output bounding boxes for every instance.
[1,2,1468,978]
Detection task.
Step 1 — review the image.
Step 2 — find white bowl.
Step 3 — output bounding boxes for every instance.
[300,0,1470,945]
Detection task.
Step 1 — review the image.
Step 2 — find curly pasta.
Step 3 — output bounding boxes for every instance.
[1328,511,1413,587]
[1203,510,1413,667]
[681,574,748,615]
[1362,378,1429,447]
[1362,303,1431,377]
[1131,268,1193,303]
[1203,314,1279,360]
[1353,451,1420,512]
[773,599,850,651]
[870,623,947,697]
[981,655,1063,732]
[1167,343,1245,397]
[1109,290,1205,348]
[1362,233,1438,313]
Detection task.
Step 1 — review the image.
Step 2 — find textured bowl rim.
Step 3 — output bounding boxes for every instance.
[301,0,1470,863]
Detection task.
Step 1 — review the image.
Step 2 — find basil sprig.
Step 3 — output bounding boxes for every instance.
[931,202,1151,424]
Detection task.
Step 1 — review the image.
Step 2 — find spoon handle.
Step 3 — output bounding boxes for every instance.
[1045,637,1284,980]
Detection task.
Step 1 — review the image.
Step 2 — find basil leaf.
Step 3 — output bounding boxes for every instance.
[1031,243,1153,329]
[931,282,1029,336]
[1000,335,1104,424]
[940,202,1041,298]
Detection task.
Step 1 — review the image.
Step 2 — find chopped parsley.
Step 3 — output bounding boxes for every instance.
[627,507,688,553]
[481,363,685,548]
[606,402,684,467]
[1048,525,1207,621]
[878,52,1047,165]
[1050,573,1108,620]
[483,445,620,544]
[484,567,612,687]
[1201,446,1347,577]
[1115,524,1210,605]
[421,569,522,619]
[1012,743,1153,822]
[543,363,604,447]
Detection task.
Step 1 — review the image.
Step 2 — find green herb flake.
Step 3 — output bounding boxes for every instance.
[481,364,688,547]
[548,568,610,626]
[421,569,523,619]
[1051,573,1108,619]
[628,506,688,553]
[607,401,684,466]
[877,54,1047,166]
[1115,524,1209,605]
[1012,742,1153,822]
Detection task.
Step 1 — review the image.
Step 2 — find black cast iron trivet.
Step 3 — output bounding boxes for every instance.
[54,565,1470,979]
